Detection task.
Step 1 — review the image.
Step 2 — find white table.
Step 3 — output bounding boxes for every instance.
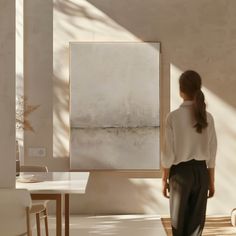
[16,172,90,236]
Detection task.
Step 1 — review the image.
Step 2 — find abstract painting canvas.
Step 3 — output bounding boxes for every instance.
[70,42,160,170]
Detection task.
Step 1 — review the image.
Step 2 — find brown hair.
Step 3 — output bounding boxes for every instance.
[179,70,208,133]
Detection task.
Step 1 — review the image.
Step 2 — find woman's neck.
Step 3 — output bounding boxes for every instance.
[183,98,193,101]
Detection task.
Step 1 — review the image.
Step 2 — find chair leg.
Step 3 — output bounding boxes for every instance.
[26,207,32,236]
[43,208,49,236]
[36,213,41,236]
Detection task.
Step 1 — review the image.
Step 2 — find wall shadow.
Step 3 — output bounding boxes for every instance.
[70,171,166,214]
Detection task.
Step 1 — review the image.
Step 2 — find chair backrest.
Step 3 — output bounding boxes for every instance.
[20,165,48,172]
[0,189,32,236]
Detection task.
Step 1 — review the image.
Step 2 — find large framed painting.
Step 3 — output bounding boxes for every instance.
[70,42,160,170]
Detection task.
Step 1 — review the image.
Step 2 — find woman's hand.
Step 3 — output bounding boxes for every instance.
[162,168,170,198]
[162,179,170,198]
[208,168,215,198]
[208,181,215,198]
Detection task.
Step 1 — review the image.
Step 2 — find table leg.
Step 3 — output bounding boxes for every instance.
[56,195,62,236]
[65,194,70,236]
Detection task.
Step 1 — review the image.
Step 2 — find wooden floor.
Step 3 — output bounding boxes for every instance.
[34,215,236,236]
[162,216,236,236]
[35,215,167,236]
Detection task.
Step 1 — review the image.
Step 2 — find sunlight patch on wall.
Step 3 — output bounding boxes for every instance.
[129,178,169,213]
[53,0,141,157]
[16,0,24,147]
[16,0,23,96]
[203,87,236,214]
[170,64,182,111]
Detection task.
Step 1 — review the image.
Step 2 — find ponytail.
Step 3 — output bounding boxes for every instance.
[193,90,208,133]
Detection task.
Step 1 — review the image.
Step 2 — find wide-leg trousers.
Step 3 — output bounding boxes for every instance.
[169,159,209,236]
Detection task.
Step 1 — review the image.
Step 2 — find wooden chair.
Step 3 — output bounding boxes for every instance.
[20,165,49,236]
[0,188,47,236]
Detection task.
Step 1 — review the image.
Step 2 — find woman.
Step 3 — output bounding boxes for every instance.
[162,70,217,236]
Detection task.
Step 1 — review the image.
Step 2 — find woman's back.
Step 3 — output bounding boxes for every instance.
[162,70,217,236]
[167,100,216,167]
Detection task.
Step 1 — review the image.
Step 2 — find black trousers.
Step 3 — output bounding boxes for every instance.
[169,159,209,236]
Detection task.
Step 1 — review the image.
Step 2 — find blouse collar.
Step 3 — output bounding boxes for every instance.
[180,100,194,107]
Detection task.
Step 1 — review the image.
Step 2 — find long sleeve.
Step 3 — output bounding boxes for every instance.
[207,114,217,168]
[162,114,175,168]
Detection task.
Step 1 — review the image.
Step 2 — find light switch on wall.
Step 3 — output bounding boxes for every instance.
[28,147,46,157]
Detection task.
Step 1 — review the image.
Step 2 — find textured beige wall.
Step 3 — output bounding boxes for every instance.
[24,0,69,170]
[0,0,16,188]
[23,0,236,215]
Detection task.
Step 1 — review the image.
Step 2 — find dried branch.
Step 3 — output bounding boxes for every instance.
[16,96,40,132]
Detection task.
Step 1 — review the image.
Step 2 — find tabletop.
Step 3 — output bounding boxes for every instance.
[16,172,90,194]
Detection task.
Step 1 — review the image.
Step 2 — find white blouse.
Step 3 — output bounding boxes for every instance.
[162,101,217,169]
